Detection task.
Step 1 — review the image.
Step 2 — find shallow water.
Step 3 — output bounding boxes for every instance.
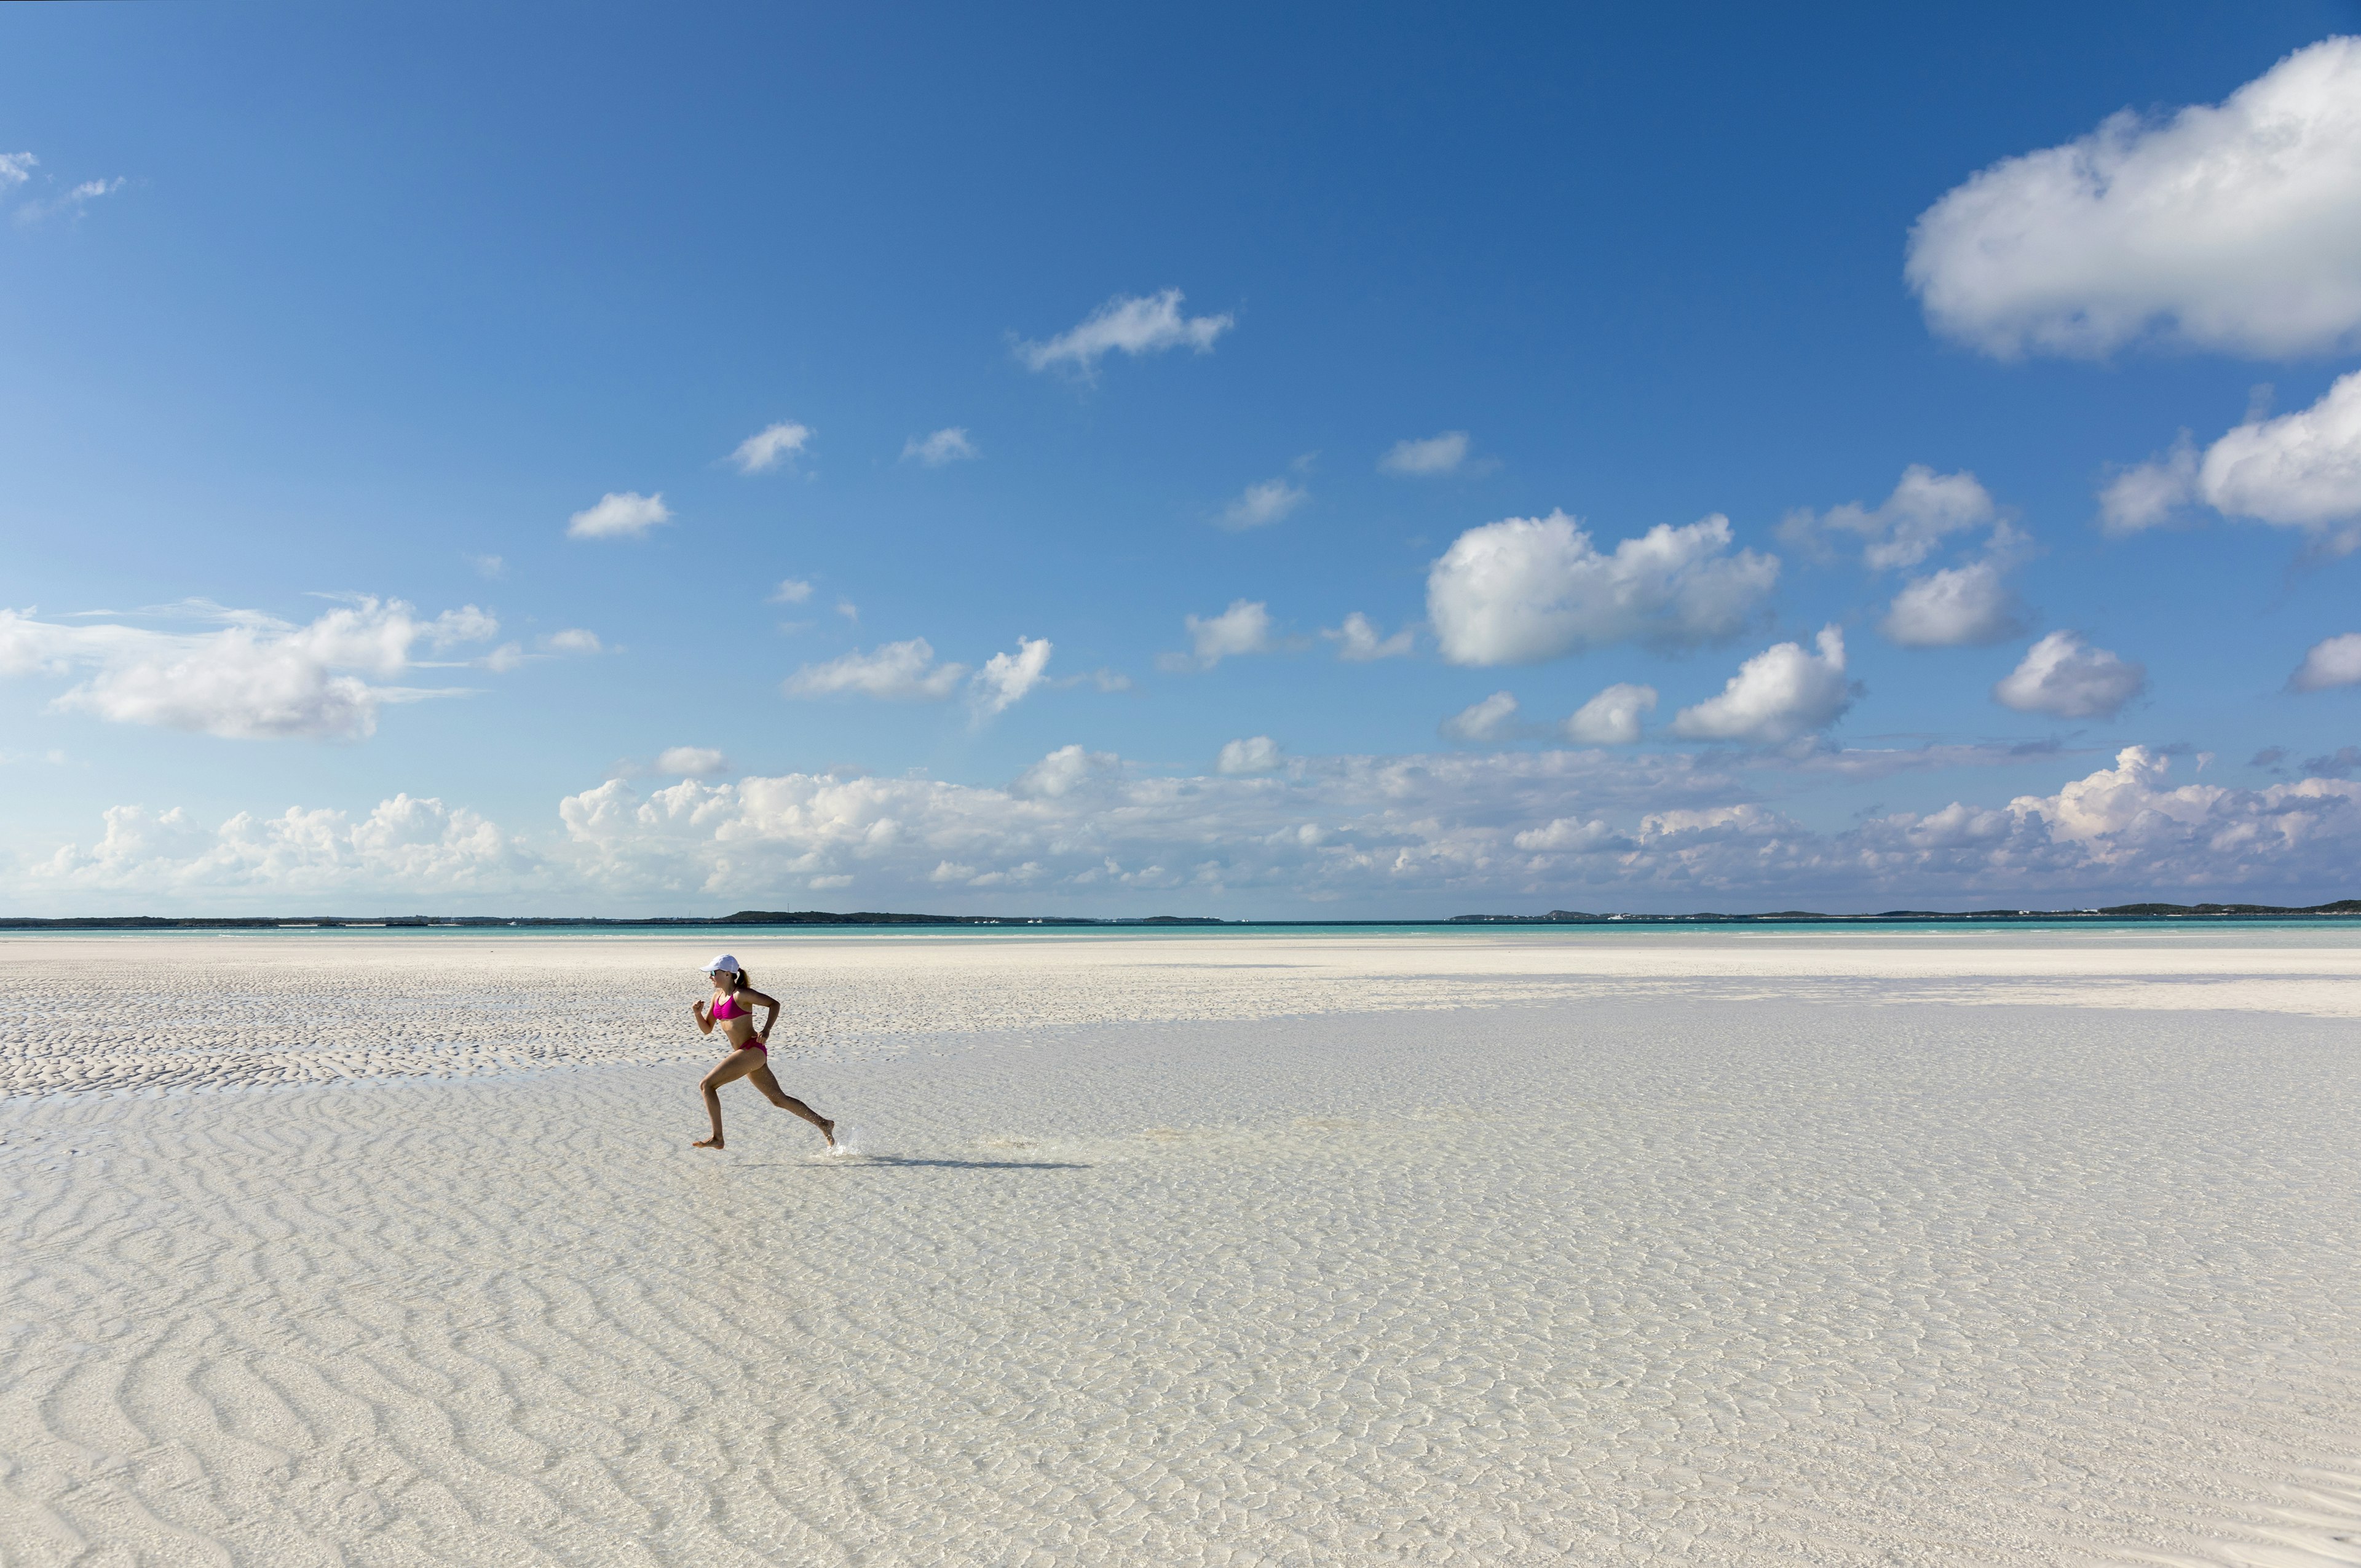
[4,973,2359,1564]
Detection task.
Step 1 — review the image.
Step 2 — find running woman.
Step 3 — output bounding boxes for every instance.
[689,953,836,1150]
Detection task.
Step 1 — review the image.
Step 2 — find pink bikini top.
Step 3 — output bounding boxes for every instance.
[712,996,749,1021]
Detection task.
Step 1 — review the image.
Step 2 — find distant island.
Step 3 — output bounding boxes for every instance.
[2,901,2357,931]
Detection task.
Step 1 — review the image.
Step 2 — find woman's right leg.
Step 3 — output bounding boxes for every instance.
[692,1049,764,1148]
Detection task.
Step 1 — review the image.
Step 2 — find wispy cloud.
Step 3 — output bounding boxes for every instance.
[1321,612,1414,661]
[901,427,978,466]
[784,639,967,701]
[730,422,813,475]
[1163,600,1277,671]
[1380,431,1471,477]
[1017,288,1233,376]
[0,598,497,741]
[566,492,671,540]
[1218,476,1307,531]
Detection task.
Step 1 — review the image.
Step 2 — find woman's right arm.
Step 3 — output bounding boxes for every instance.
[693,1000,714,1035]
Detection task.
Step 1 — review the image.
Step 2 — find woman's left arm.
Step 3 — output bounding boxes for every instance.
[743,988,781,1044]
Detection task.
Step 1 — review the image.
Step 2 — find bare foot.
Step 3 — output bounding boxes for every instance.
[819,1118,837,1149]
[692,1136,724,1150]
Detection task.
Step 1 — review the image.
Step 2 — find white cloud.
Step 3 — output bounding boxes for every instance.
[1014,744,1119,798]
[2098,437,2201,536]
[730,422,812,475]
[10,165,126,226]
[0,598,494,741]
[656,746,730,777]
[1441,691,1521,743]
[1880,559,2028,647]
[770,578,815,604]
[969,636,1053,718]
[901,427,978,466]
[543,628,603,654]
[1218,477,1307,531]
[566,491,671,540]
[1017,288,1233,374]
[2198,370,2361,542]
[1671,627,1854,745]
[1170,600,1276,670]
[38,739,2361,911]
[1563,683,1658,745]
[1217,736,1284,775]
[466,553,505,579]
[1321,612,1414,661]
[1778,466,1999,571]
[1428,512,1778,667]
[1512,817,1617,853]
[783,639,968,701]
[1908,39,2361,360]
[1993,631,2146,719]
[2290,632,2361,692]
[1380,432,1471,477]
[836,600,860,623]
[34,795,531,897]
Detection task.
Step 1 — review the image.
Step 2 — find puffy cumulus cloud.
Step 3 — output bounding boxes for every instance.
[1218,477,1308,531]
[1880,559,2028,647]
[784,639,968,701]
[1563,683,1658,745]
[731,422,812,474]
[1321,612,1414,661]
[1017,288,1232,375]
[901,427,978,467]
[1511,817,1618,853]
[1217,736,1284,775]
[655,746,730,777]
[1441,692,1520,743]
[1671,628,1854,745]
[1013,745,1120,799]
[2098,437,2202,536]
[2290,632,2361,692]
[0,598,495,741]
[1778,467,1999,571]
[2100,376,2361,547]
[969,636,1053,719]
[2007,745,2361,873]
[35,744,2361,910]
[1380,431,1470,477]
[542,628,603,655]
[1993,631,2146,719]
[0,152,32,188]
[2199,371,2361,545]
[33,794,531,900]
[770,578,815,605]
[1427,512,1777,667]
[1167,600,1276,670]
[551,745,1742,904]
[1907,39,2361,359]
[566,491,671,539]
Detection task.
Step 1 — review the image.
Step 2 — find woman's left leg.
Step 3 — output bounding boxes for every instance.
[749,1063,836,1147]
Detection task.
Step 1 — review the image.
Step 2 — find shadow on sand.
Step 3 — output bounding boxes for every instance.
[738,1153,1093,1172]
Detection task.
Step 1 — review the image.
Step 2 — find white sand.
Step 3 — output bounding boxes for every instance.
[2,927,2358,1564]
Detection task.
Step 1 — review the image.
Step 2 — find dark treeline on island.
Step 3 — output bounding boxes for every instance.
[3,901,2360,931]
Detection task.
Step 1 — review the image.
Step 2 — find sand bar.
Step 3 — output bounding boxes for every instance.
[2,928,2359,1564]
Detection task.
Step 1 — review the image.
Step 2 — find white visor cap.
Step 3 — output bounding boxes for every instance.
[703,953,742,976]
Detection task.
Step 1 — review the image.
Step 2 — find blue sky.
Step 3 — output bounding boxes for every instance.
[6,1,2361,915]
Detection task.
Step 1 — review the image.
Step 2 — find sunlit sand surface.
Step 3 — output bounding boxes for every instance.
[3,930,2357,1564]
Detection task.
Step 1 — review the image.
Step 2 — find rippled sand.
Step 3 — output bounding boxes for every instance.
[3,929,2358,1564]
